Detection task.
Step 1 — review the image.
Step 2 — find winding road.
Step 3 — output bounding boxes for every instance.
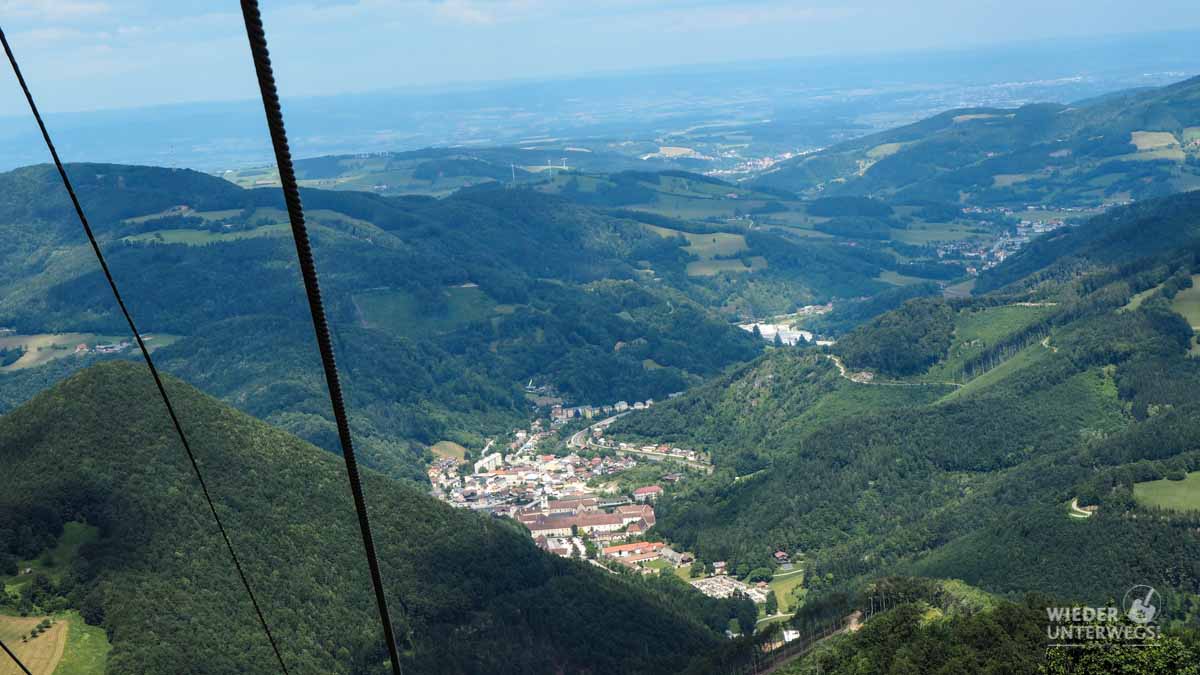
[824,355,963,388]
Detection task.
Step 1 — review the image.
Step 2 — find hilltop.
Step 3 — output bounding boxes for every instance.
[0,361,752,674]
[754,75,1200,207]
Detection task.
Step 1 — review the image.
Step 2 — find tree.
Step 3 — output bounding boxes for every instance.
[747,568,773,583]
[765,590,778,616]
[690,560,706,578]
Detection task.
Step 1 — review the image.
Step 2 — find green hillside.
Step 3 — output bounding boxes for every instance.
[0,163,762,481]
[777,578,1199,675]
[754,75,1200,206]
[0,362,748,674]
[609,190,1200,620]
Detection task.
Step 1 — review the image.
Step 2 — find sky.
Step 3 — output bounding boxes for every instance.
[1,0,1200,115]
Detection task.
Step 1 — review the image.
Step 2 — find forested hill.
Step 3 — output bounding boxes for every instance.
[609,189,1200,620]
[753,74,1200,205]
[0,163,761,481]
[0,361,748,674]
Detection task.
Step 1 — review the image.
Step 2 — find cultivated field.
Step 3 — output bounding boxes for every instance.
[1134,472,1200,513]
[0,616,68,675]
[1130,131,1179,150]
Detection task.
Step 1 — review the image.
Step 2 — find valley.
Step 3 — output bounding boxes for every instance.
[3,43,1200,675]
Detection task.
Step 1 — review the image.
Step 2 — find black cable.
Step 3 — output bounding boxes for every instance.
[0,637,32,675]
[237,3,406,673]
[0,26,291,675]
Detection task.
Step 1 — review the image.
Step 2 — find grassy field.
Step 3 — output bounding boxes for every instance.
[430,440,468,461]
[1122,283,1164,312]
[1121,148,1186,162]
[1170,275,1200,327]
[876,270,930,286]
[866,142,904,159]
[920,305,1054,382]
[53,613,110,675]
[941,342,1046,402]
[0,523,109,674]
[643,224,768,277]
[686,257,767,277]
[768,569,806,614]
[890,222,986,245]
[1134,472,1200,513]
[0,611,109,675]
[1130,131,1179,150]
[798,378,952,429]
[643,227,748,259]
[643,559,674,573]
[992,173,1034,188]
[123,223,290,246]
[943,278,976,298]
[354,285,497,337]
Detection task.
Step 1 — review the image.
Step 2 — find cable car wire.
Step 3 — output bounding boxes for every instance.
[238,2,406,673]
[0,637,33,675]
[0,25,291,675]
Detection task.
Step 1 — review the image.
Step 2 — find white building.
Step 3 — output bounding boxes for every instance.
[474,452,503,474]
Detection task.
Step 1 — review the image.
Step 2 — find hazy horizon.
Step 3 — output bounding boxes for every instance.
[2,0,1200,117]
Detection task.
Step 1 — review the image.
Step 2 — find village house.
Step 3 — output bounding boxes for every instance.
[633,485,663,502]
[602,541,665,560]
[616,504,656,528]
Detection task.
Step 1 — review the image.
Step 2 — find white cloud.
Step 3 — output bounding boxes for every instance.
[433,0,496,24]
[0,0,110,21]
[10,26,92,46]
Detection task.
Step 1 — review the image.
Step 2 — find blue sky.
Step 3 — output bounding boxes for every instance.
[2,0,1200,115]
